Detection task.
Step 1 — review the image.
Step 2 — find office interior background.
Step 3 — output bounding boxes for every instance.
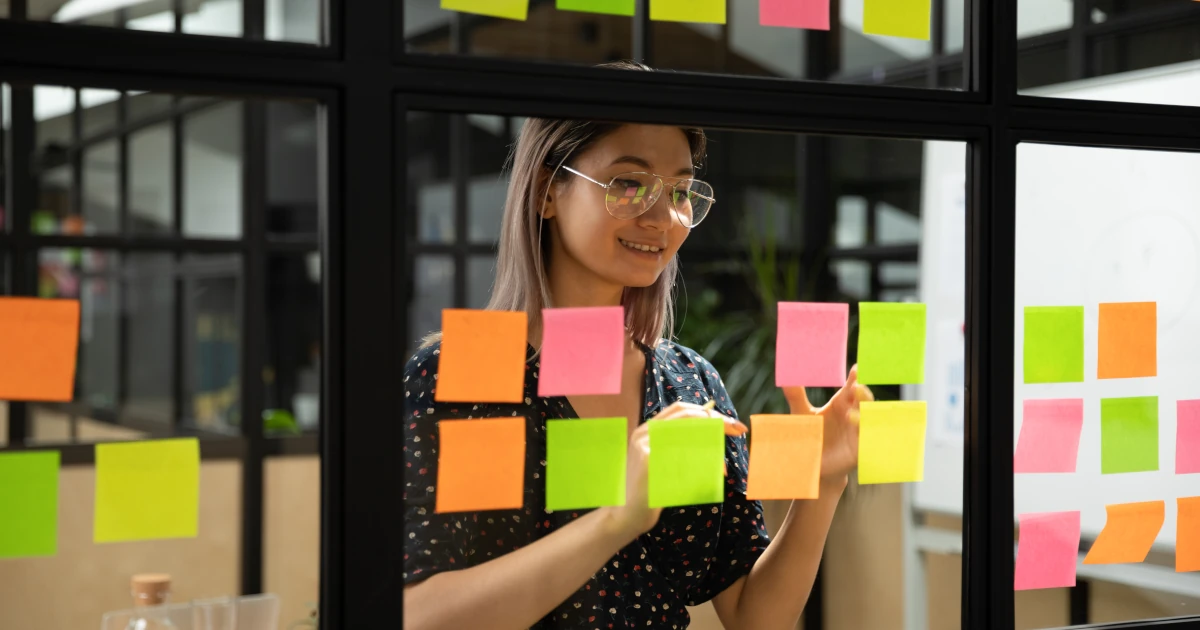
[0,0,1199,628]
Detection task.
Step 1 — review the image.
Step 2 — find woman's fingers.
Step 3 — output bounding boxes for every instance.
[653,401,748,436]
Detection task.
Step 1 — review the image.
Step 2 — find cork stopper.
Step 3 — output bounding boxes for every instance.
[131,573,171,607]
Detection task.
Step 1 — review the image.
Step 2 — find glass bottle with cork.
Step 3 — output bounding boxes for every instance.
[125,574,178,630]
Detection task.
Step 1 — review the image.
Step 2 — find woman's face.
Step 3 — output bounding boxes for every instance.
[543,124,695,291]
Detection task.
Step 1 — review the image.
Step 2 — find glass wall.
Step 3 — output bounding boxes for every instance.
[17,0,323,43]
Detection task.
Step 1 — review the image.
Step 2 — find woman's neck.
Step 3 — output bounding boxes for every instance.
[531,254,625,348]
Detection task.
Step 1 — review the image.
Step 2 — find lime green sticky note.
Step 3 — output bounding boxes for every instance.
[558,0,635,15]
[857,302,926,385]
[648,418,724,508]
[1101,396,1159,474]
[546,418,627,511]
[651,0,726,24]
[1024,306,1084,384]
[0,451,59,558]
[858,401,927,484]
[441,0,529,21]
[95,439,200,543]
[863,0,931,40]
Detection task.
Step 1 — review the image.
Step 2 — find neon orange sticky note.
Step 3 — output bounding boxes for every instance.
[436,309,528,403]
[1178,497,1200,572]
[746,415,823,500]
[436,417,526,513]
[1083,500,1164,565]
[1098,302,1156,379]
[0,298,80,402]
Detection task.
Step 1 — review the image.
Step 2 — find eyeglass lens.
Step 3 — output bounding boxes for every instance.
[603,173,713,227]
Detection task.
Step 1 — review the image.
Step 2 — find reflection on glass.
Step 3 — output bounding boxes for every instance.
[836,196,869,249]
[267,101,320,236]
[184,102,243,239]
[83,139,121,234]
[80,88,120,139]
[267,0,323,44]
[127,91,175,122]
[410,256,453,354]
[1,83,7,232]
[182,0,243,37]
[838,1,933,80]
[264,254,322,435]
[831,259,870,299]
[467,256,494,310]
[183,254,242,434]
[408,112,455,244]
[877,202,921,245]
[124,254,176,423]
[129,123,175,234]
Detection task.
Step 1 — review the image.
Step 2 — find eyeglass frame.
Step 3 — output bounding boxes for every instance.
[558,164,716,228]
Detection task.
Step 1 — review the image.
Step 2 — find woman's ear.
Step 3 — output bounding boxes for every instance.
[538,169,558,219]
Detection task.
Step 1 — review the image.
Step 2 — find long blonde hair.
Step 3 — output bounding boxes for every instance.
[423,62,707,350]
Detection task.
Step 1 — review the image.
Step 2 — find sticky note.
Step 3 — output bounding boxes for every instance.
[1015,511,1081,590]
[856,302,926,385]
[651,0,726,24]
[546,418,627,511]
[1083,501,1164,565]
[858,401,926,484]
[863,0,930,40]
[648,418,724,507]
[0,297,80,402]
[746,415,823,500]
[760,0,829,30]
[441,0,528,21]
[436,309,528,403]
[1014,399,1084,473]
[1098,302,1156,379]
[1178,497,1200,572]
[1177,400,1200,474]
[95,439,200,543]
[1023,306,1084,384]
[436,417,526,513]
[0,451,59,558]
[538,306,624,397]
[1100,396,1158,474]
[776,302,849,388]
[557,0,635,15]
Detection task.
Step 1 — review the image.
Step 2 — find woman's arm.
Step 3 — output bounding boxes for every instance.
[403,507,632,630]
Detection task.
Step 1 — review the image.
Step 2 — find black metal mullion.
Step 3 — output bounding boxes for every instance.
[9,0,27,20]
[928,0,947,88]
[173,0,183,33]
[5,85,34,446]
[632,0,651,65]
[244,0,266,40]
[1071,578,1092,625]
[1069,0,1089,81]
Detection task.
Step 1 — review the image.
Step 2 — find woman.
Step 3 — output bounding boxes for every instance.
[403,63,871,630]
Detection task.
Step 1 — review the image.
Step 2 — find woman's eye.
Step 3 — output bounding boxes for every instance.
[615,179,642,189]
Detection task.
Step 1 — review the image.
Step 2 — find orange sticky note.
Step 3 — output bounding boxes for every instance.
[436,417,526,513]
[1179,496,1200,573]
[746,415,823,500]
[1083,500,1164,565]
[436,309,528,403]
[0,298,80,402]
[1098,302,1156,379]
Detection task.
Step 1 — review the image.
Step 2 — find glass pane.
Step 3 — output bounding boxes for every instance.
[264,253,322,436]
[126,90,175,123]
[467,256,493,310]
[80,88,120,140]
[183,254,242,434]
[183,102,243,239]
[410,256,453,354]
[266,101,320,237]
[264,455,321,628]
[266,0,324,44]
[1,83,8,232]
[124,253,176,424]
[1019,0,1200,105]
[129,122,175,234]
[182,0,243,37]
[34,86,75,236]
[82,139,120,234]
[1015,143,1200,626]
[407,111,455,244]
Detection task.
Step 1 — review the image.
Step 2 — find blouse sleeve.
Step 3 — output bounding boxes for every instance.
[688,355,772,605]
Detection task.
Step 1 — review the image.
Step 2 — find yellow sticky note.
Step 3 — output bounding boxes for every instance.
[95,439,200,543]
[441,0,528,21]
[651,0,726,24]
[863,0,931,40]
[858,401,927,484]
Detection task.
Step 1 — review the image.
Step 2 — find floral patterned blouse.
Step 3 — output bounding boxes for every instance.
[403,339,771,629]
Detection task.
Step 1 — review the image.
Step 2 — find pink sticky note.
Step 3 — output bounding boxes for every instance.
[1014,399,1084,473]
[538,306,624,397]
[1178,400,1200,474]
[776,302,849,388]
[1016,511,1081,591]
[760,0,830,29]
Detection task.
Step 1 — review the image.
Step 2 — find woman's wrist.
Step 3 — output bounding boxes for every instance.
[819,474,849,495]
[594,506,644,549]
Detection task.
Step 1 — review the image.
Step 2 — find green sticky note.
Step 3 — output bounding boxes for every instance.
[546,418,627,511]
[1024,306,1084,384]
[863,0,931,40]
[857,302,926,385]
[0,451,59,558]
[858,401,927,484]
[651,0,725,24]
[441,0,528,21]
[95,439,200,543]
[648,418,724,508]
[1101,396,1159,474]
[558,0,635,16]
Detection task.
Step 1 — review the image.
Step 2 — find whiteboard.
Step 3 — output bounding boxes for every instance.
[914,61,1200,546]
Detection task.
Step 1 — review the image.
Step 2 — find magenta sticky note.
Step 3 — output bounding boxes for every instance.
[1014,399,1084,473]
[1177,400,1200,474]
[776,302,849,388]
[538,306,624,397]
[1015,511,1080,591]
[760,0,830,29]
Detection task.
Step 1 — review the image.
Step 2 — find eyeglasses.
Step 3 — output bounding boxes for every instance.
[560,165,715,228]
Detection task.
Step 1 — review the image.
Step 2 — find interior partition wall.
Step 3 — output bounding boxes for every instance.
[1,0,1199,629]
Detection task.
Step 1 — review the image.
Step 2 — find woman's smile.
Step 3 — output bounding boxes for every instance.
[618,237,666,260]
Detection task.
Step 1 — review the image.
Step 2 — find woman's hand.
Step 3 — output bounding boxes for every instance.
[781,365,874,485]
[602,401,748,542]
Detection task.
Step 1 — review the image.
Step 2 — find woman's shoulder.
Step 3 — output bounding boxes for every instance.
[651,340,720,377]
